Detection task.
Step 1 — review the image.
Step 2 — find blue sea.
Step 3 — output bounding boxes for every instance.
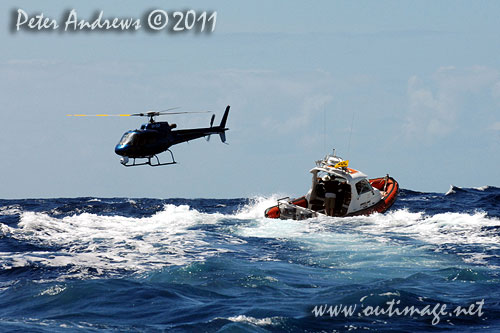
[1,186,499,332]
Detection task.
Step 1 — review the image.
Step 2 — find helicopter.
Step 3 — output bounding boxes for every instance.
[68,105,230,167]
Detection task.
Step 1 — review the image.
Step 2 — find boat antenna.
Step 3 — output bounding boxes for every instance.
[347,112,355,157]
[323,105,326,153]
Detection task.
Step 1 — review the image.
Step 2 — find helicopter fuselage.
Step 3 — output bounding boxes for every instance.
[114,121,227,158]
[115,122,174,158]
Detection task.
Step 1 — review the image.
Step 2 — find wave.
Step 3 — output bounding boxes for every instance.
[1,191,500,280]
[354,209,500,246]
[0,204,229,279]
[235,198,500,267]
[236,196,500,245]
[0,205,22,216]
[445,185,500,196]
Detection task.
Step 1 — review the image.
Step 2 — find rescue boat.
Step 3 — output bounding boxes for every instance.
[264,151,399,220]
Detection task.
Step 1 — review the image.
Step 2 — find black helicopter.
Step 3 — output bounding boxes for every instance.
[68,105,230,167]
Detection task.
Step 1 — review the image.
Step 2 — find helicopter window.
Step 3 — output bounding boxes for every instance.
[118,132,137,146]
[355,179,372,195]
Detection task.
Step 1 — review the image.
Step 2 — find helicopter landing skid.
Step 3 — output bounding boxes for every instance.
[120,150,177,167]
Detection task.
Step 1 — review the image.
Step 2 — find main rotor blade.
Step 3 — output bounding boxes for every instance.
[67,114,132,117]
[157,107,182,113]
[130,110,211,117]
[68,108,212,117]
[159,111,212,115]
[130,107,181,117]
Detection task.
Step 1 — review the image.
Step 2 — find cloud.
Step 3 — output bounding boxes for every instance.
[404,66,500,140]
[277,93,333,133]
[5,59,60,66]
[493,81,500,103]
[148,68,336,136]
[491,122,500,131]
[405,74,456,138]
[434,65,499,92]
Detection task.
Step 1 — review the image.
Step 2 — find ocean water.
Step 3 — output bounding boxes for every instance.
[0,186,499,332]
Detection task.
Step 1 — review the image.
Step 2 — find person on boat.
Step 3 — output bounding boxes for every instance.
[323,175,339,216]
[309,170,326,211]
[334,180,348,216]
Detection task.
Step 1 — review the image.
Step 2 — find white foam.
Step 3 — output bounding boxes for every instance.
[1,204,229,279]
[355,209,500,247]
[0,205,22,216]
[234,197,500,266]
[38,284,66,296]
[474,185,490,191]
[234,195,284,220]
[445,185,457,195]
[3,197,499,278]
[0,223,11,236]
[226,315,277,326]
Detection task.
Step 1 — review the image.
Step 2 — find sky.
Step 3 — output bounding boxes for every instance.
[0,0,499,198]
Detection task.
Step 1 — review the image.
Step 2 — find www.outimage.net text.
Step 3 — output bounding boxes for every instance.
[312,299,484,325]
